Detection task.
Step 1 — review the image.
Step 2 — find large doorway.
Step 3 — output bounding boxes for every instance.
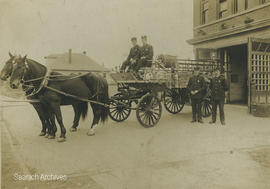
[225,44,248,104]
[248,37,270,115]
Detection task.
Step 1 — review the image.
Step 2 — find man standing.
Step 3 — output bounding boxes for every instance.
[209,68,228,125]
[187,67,206,123]
[135,35,153,71]
[120,37,141,72]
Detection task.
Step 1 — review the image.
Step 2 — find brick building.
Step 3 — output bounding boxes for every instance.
[187,0,270,116]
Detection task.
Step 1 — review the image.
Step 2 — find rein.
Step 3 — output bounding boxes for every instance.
[21,72,90,83]
[22,76,44,83]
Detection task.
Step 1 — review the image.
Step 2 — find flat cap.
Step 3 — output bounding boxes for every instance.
[141,35,147,39]
[131,37,137,41]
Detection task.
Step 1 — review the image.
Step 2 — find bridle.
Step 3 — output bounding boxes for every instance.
[12,58,48,97]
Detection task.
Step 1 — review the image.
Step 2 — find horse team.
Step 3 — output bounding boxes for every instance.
[0,53,109,142]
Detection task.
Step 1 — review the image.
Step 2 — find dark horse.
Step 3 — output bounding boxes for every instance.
[0,53,88,138]
[8,54,109,142]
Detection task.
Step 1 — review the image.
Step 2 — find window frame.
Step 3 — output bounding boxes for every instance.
[218,0,228,19]
[260,0,266,4]
[233,0,238,14]
[201,0,209,25]
[245,0,248,10]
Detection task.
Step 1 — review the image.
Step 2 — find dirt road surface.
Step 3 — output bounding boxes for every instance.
[1,103,270,189]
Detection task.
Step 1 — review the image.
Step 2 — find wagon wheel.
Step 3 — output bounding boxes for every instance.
[136,94,162,128]
[109,93,131,122]
[164,89,185,114]
[202,97,212,117]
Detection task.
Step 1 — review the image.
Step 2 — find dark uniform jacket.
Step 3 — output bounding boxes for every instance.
[127,45,141,62]
[140,44,153,65]
[210,75,228,100]
[187,75,206,99]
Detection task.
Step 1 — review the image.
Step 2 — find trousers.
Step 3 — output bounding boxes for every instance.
[211,99,225,122]
[120,60,131,71]
[191,98,202,121]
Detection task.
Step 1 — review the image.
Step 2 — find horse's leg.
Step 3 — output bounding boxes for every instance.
[70,104,81,132]
[87,104,100,136]
[48,113,57,139]
[31,104,49,136]
[50,102,66,142]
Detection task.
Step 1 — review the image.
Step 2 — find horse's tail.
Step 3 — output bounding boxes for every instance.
[79,102,88,120]
[82,73,109,123]
[99,81,109,123]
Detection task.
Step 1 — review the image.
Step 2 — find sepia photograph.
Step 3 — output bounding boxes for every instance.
[0,0,270,188]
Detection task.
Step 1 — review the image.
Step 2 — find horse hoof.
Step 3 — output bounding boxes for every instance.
[69,127,77,132]
[48,135,55,139]
[87,131,95,136]
[44,133,49,138]
[57,137,66,142]
[39,132,46,136]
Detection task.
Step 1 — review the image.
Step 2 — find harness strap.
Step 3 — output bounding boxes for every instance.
[45,86,109,107]
[47,72,90,81]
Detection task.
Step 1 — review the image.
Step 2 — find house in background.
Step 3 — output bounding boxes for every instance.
[44,49,117,91]
[44,49,109,73]
[187,0,270,116]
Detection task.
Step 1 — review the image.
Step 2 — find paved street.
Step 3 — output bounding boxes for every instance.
[1,102,270,189]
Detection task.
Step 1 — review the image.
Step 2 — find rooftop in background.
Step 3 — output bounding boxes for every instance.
[44,50,110,72]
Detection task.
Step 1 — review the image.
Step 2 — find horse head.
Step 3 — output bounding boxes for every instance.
[10,54,27,89]
[0,52,16,81]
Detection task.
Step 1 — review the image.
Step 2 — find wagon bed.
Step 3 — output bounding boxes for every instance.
[108,57,222,127]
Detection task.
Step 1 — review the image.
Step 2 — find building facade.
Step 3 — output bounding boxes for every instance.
[187,0,270,116]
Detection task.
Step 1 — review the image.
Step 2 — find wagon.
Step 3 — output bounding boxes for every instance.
[109,56,221,127]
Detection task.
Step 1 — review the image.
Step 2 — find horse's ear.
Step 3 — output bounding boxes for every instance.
[9,52,13,58]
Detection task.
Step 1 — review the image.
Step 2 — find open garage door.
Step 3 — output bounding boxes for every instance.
[248,37,270,116]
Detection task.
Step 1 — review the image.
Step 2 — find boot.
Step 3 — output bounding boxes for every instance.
[198,119,204,124]
[191,119,196,123]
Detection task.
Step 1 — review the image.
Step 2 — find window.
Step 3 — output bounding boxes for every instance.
[233,0,238,13]
[245,0,248,10]
[219,0,228,19]
[201,1,209,24]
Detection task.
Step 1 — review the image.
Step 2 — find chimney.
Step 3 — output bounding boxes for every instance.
[83,51,86,55]
[68,49,72,64]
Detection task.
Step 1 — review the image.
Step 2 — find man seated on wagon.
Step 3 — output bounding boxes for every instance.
[133,35,154,71]
[120,37,141,72]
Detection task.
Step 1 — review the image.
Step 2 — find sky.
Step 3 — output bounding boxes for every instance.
[0,0,194,69]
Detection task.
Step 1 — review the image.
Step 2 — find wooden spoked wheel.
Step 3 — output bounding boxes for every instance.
[202,98,212,117]
[109,93,131,122]
[164,89,185,114]
[136,94,162,128]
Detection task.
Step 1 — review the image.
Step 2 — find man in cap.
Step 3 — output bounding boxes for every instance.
[209,68,228,125]
[134,35,153,71]
[120,37,141,72]
[187,67,206,123]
